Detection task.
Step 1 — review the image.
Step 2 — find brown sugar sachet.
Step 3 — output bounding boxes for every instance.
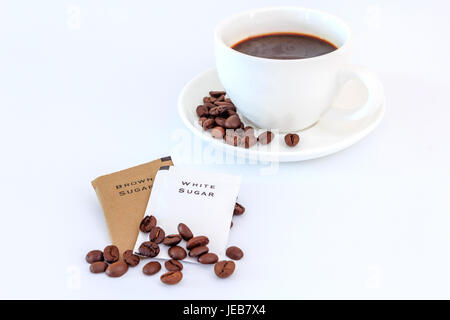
[91,156,173,254]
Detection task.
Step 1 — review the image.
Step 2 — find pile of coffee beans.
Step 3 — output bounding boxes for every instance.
[196,91,300,148]
[85,245,137,278]
[86,201,246,284]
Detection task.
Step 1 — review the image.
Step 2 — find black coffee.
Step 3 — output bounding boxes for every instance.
[231,32,337,60]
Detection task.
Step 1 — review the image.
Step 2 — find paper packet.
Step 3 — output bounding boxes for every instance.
[91,157,174,254]
[134,166,241,262]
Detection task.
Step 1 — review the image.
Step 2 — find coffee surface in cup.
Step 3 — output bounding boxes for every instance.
[231,32,337,60]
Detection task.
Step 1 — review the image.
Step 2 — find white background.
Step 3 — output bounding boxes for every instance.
[1,0,449,299]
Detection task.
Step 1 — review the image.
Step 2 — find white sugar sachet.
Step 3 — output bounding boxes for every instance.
[134,166,241,263]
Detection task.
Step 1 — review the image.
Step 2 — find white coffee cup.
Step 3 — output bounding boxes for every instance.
[215,7,384,132]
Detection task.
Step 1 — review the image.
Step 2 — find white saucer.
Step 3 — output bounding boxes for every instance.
[178,68,385,162]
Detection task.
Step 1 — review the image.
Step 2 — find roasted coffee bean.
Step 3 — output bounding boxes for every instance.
[243,134,257,148]
[224,131,240,146]
[216,94,225,101]
[202,118,215,130]
[198,117,207,126]
[140,215,156,233]
[165,259,183,271]
[226,246,244,260]
[225,98,232,103]
[214,117,226,127]
[203,96,212,104]
[186,236,209,250]
[168,246,187,260]
[233,203,245,215]
[85,250,103,264]
[244,126,254,134]
[198,252,218,264]
[209,91,226,98]
[138,241,160,257]
[196,105,209,117]
[142,261,161,275]
[284,133,300,147]
[163,234,182,246]
[214,101,236,109]
[123,250,140,267]
[177,223,193,241]
[204,102,216,109]
[149,226,165,244]
[188,245,209,257]
[224,114,241,129]
[214,260,235,278]
[103,245,120,263]
[209,106,231,116]
[106,261,128,278]
[160,271,183,285]
[258,131,274,145]
[90,261,108,273]
[211,126,225,139]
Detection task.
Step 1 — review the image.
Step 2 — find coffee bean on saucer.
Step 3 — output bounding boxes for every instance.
[198,253,218,264]
[202,118,215,130]
[138,241,160,257]
[244,126,254,134]
[214,260,235,279]
[214,117,226,127]
[143,261,161,275]
[168,246,187,260]
[165,259,183,272]
[203,97,212,104]
[196,105,209,117]
[86,250,103,264]
[224,131,240,147]
[227,109,237,116]
[225,98,232,103]
[209,106,230,116]
[106,261,128,278]
[211,126,225,139]
[160,271,183,285]
[123,250,140,267]
[90,261,108,273]
[178,223,193,241]
[284,133,300,147]
[204,102,216,109]
[198,117,208,126]
[163,234,182,246]
[243,134,257,148]
[149,226,165,244]
[216,94,225,102]
[226,246,244,260]
[188,245,209,257]
[186,236,209,250]
[258,131,274,145]
[214,101,236,109]
[103,245,120,263]
[140,215,156,233]
[233,203,245,215]
[224,114,241,129]
[209,91,226,98]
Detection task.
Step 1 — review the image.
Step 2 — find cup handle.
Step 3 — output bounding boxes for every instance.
[322,65,384,121]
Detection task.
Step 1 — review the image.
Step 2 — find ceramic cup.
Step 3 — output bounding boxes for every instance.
[215,7,384,132]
